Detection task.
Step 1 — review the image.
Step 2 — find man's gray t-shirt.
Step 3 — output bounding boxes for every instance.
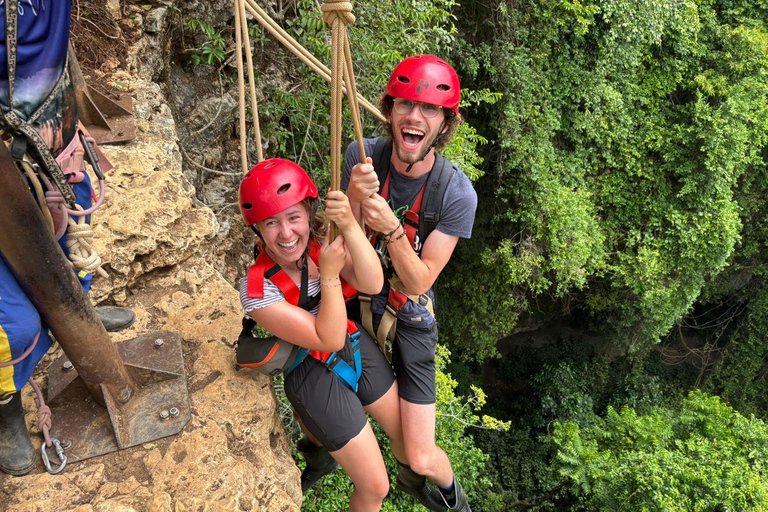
[342,138,477,241]
[342,137,477,312]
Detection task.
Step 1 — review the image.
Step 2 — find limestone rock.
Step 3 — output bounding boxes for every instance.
[0,79,301,511]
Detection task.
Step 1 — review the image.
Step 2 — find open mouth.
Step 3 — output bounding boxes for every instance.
[401,128,425,149]
[278,239,300,250]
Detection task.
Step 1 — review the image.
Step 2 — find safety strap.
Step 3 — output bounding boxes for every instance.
[285,321,362,392]
[369,137,455,253]
[246,241,361,389]
[1,0,76,207]
[359,275,435,362]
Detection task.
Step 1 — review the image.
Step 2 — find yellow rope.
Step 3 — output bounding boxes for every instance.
[65,205,108,278]
[20,160,55,231]
[237,0,263,164]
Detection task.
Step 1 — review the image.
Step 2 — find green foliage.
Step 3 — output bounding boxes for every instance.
[186,19,227,66]
[441,0,768,358]
[552,391,768,511]
[275,344,500,511]
[704,283,768,416]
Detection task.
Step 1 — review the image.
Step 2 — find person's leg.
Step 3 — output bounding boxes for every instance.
[294,413,339,492]
[391,318,471,511]
[363,381,405,461]
[0,254,55,476]
[400,401,453,485]
[330,423,390,512]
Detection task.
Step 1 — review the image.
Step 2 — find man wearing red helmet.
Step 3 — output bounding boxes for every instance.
[342,55,477,512]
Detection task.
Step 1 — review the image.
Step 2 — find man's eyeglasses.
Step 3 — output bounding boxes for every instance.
[392,99,443,119]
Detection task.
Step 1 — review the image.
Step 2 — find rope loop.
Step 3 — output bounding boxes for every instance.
[65,205,108,278]
[321,0,355,27]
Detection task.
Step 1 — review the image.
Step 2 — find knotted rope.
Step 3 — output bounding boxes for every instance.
[321,0,368,239]
[233,0,384,177]
[65,205,108,278]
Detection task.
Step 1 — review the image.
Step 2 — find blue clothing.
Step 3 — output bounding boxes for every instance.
[0,0,72,119]
[0,2,92,396]
[0,175,92,396]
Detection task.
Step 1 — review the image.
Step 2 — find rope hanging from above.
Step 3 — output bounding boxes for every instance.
[234,0,263,174]
[321,0,368,239]
[233,0,385,178]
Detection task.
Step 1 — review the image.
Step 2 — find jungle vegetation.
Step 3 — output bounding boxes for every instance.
[196,0,768,509]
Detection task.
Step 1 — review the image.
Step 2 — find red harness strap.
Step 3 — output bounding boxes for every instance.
[369,173,425,250]
[246,239,358,361]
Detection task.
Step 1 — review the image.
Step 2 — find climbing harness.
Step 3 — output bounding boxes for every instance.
[358,138,455,360]
[236,240,362,391]
[1,0,76,207]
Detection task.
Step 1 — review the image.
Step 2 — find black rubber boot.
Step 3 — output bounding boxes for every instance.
[396,461,448,512]
[297,436,338,492]
[95,306,136,332]
[0,392,36,476]
[440,476,471,512]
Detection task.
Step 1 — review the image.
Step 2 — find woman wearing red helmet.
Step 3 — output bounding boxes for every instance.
[238,158,406,511]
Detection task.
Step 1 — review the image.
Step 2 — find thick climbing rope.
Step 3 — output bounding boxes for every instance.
[233,0,384,176]
[234,0,263,174]
[65,204,108,278]
[321,0,369,238]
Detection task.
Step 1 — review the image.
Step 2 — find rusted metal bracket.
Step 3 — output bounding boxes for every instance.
[68,45,136,144]
[0,142,189,470]
[46,331,190,463]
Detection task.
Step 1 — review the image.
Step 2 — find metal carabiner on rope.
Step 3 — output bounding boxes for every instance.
[41,438,68,474]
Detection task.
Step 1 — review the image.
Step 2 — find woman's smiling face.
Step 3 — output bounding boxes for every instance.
[257,203,310,267]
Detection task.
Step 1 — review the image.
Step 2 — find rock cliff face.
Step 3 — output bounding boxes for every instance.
[0,4,302,511]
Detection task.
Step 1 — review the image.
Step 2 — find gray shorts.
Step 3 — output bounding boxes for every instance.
[285,324,395,451]
[373,306,439,405]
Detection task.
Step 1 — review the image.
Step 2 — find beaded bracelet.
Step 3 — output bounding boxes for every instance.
[381,224,401,241]
[385,227,407,245]
[320,276,340,282]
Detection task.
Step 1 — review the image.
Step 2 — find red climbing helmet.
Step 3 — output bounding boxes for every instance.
[386,55,460,114]
[239,158,318,226]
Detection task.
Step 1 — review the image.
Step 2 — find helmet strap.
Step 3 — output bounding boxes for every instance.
[251,225,262,259]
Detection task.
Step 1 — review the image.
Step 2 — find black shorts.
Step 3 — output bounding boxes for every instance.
[285,323,395,451]
[373,304,439,405]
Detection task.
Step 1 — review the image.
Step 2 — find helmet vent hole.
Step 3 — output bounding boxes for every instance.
[242,202,253,210]
[277,184,291,195]
[397,76,410,84]
[264,162,276,169]
[437,84,450,91]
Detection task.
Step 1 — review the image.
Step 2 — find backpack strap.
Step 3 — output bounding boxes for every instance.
[418,152,454,247]
[372,137,393,193]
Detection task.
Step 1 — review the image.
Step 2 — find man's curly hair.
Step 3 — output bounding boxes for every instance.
[378,95,462,152]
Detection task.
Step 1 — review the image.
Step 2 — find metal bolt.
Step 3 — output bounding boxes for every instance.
[62,361,74,372]
[169,407,180,417]
[159,410,170,420]
[60,440,72,450]
[154,338,164,348]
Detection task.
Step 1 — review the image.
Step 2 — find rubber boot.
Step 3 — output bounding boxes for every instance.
[297,436,338,492]
[0,392,36,476]
[440,476,471,512]
[95,306,136,332]
[396,461,448,512]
